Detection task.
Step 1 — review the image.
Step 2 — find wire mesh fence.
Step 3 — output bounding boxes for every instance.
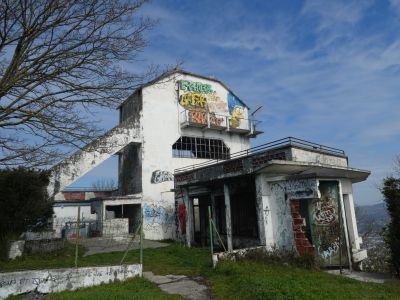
[1,207,144,271]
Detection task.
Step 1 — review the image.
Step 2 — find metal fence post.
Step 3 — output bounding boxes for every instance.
[140,205,144,276]
[75,206,81,268]
[208,206,213,265]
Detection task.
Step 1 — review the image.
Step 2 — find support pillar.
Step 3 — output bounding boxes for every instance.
[223,183,233,252]
[343,193,361,250]
[339,185,352,271]
[183,188,194,247]
[210,192,218,246]
[255,175,266,246]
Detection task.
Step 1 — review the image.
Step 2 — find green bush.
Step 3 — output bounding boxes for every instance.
[381,177,400,277]
[0,168,53,259]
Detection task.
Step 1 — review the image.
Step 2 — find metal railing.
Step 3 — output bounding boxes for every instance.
[174,137,346,174]
[179,109,260,133]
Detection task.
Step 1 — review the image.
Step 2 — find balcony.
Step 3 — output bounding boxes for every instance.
[179,109,262,137]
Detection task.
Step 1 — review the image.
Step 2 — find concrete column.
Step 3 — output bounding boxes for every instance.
[210,192,218,246]
[223,183,233,252]
[183,188,193,247]
[255,175,266,246]
[343,193,361,250]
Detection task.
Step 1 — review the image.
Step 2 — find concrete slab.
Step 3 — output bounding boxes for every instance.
[143,272,186,285]
[143,271,210,300]
[325,269,394,284]
[159,279,209,300]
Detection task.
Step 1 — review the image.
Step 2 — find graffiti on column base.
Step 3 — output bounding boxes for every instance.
[151,170,174,184]
[319,238,340,259]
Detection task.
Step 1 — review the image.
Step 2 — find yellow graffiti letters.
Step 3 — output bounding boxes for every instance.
[179,93,207,109]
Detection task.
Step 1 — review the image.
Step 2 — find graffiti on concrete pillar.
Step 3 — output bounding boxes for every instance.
[150,170,174,184]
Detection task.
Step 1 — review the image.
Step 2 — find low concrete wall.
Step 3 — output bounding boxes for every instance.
[212,246,265,268]
[25,231,57,241]
[0,264,142,299]
[25,239,64,254]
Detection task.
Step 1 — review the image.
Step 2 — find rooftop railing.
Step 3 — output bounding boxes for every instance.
[174,137,346,174]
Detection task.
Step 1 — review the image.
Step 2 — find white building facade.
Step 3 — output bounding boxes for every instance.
[117,70,258,240]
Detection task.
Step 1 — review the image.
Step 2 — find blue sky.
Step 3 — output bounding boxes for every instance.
[72,0,400,206]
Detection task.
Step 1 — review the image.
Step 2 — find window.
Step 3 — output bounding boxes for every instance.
[172,136,230,159]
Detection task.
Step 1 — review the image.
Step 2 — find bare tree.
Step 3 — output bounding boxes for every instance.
[0,0,162,168]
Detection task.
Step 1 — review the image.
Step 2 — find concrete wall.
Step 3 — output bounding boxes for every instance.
[290,147,348,167]
[102,219,129,238]
[0,264,142,299]
[138,73,251,240]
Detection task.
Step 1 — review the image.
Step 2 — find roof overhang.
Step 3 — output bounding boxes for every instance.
[256,160,370,183]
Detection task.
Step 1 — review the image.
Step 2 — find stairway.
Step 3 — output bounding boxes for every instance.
[47,117,141,199]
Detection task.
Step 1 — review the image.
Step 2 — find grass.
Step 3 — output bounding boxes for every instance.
[45,277,182,300]
[2,242,400,299]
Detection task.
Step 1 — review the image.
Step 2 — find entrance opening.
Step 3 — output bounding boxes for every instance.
[191,177,259,250]
[105,204,141,233]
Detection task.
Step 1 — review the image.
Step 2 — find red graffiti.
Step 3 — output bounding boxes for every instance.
[178,203,186,234]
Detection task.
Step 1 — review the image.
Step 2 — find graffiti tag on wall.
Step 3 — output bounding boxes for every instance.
[151,170,174,184]
[143,204,175,225]
[143,204,175,235]
[273,178,318,200]
[188,110,224,126]
[313,202,336,225]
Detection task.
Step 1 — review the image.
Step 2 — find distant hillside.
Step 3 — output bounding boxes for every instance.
[356,202,389,234]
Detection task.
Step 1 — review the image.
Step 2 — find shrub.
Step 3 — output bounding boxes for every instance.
[381,177,400,277]
[0,168,53,259]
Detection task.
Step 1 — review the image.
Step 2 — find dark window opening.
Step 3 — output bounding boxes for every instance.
[172,136,230,159]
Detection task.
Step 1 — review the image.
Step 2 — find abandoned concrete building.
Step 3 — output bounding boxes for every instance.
[47,69,370,268]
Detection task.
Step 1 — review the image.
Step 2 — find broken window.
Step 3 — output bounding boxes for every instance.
[172,136,230,159]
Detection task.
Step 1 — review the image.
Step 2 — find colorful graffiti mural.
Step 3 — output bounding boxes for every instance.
[227,92,245,128]
[178,79,247,129]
